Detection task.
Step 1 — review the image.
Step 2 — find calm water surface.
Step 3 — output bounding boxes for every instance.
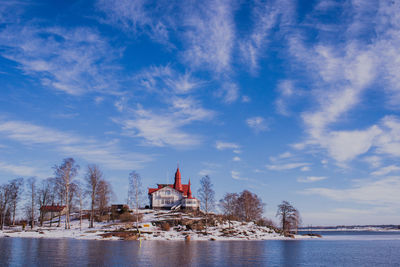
[1,232,400,266]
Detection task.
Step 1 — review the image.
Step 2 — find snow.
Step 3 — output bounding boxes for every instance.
[0,210,316,241]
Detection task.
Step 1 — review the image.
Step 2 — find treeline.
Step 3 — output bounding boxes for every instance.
[1,160,301,235]
[197,176,301,235]
[0,158,114,230]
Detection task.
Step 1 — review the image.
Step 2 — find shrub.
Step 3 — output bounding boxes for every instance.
[161,222,171,231]
[95,215,109,222]
[132,213,143,222]
[120,213,135,222]
[255,218,275,228]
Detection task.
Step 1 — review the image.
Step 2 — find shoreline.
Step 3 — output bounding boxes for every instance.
[0,210,319,241]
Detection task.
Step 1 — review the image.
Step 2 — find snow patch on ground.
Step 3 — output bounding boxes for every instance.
[0,210,315,241]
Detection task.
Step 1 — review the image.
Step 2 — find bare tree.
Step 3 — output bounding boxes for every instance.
[54,158,79,229]
[74,181,85,231]
[0,183,12,230]
[37,178,52,226]
[276,201,301,235]
[96,180,112,219]
[25,177,37,229]
[128,171,143,230]
[219,193,238,229]
[54,176,65,227]
[46,177,57,227]
[68,182,78,215]
[237,190,264,222]
[9,178,23,226]
[198,175,215,232]
[85,164,102,228]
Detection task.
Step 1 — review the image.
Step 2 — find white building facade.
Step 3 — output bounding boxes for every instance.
[148,167,199,210]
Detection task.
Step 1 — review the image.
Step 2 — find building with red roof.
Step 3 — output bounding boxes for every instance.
[148,167,199,210]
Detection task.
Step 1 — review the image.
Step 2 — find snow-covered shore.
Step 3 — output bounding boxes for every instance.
[0,210,317,241]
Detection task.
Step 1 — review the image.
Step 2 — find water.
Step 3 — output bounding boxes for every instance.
[1,232,400,266]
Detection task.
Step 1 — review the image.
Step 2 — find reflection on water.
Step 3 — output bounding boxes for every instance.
[1,236,400,266]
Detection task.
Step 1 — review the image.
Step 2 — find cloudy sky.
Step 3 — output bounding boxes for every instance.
[1,0,400,225]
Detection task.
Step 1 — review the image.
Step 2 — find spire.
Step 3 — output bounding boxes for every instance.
[187,179,192,198]
[174,167,182,191]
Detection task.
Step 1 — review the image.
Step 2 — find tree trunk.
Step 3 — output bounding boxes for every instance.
[40,210,43,227]
[12,204,16,226]
[90,197,94,228]
[65,186,70,229]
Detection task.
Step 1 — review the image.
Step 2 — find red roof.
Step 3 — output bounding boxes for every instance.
[148,167,196,199]
[148,184,195,198]
[40,205,66,212]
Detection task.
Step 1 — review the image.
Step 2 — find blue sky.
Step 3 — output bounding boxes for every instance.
[1,0,400,225]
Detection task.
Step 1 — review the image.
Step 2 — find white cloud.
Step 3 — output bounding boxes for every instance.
[363,155,382,168]
[215,82,239,103]
[0,119,151,170]
[239,0,278,73]
[323,126,382,162]
[246,116,268,132]
[241,96,251,103]
[266,162,310,171]
[297,176,327,183]
[96,0,173,45]
[269,151,293,162]
[287,1,400,164]
[303,176,400,206]
[215,141,239,151]
[300,166,310,171]
[116,98,213,147]
[135,65,203,95]
[182,0,235,74]
[0,25,120,95]
[371,165,400,176]
[231,170,247,181]
[0,161,41,177]
[233,156,241,162]
[275,80,298,116]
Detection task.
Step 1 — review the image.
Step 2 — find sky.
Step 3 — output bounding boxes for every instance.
[0,0,400,226]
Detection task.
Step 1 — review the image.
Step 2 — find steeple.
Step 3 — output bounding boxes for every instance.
[174,167,183,191]
[187,179,192,198]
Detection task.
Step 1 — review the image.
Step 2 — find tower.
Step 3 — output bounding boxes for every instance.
[173,167,183,191]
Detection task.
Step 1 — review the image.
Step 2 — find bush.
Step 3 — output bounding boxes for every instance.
[120,213,135,222]
[255,218,275,228]
[95,215,109,222]
[161,222,171,231]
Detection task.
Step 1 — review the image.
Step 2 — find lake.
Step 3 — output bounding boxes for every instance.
[1,232,400,266]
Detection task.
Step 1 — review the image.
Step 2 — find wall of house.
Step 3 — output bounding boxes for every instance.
[181,198,199,209]
[151,187,183,208]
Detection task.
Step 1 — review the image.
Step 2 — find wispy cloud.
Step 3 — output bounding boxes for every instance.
[0,119,152,170]
[0,25,120,95]
[303,176,400,206]
[232,156,241,162]
[215,141,240,151]
[246,116,268,132]
[182,0,235,74]
[266,162,310,171]
[297,176,327,183]
[371,165,400,176]
[0,161,42,177]
[275,80,299,116]
[115,97,213,147]
[286,1,400,164]
[231,170,247,181]
[135,65,203,95]
[96,0,175,45]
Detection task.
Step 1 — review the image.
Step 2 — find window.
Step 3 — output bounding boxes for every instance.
[165,190,170,195]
